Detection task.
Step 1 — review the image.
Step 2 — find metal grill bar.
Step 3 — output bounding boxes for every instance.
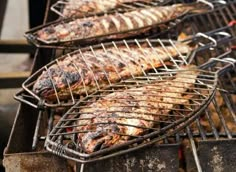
[50,0,173,18]
[187,59,236,138]
[211,98,232,138]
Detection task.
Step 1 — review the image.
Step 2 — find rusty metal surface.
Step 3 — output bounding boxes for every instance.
[198,139,236,172]
[183,139,236,172]
[182,140,198,172]
[3,152,71,172]
[77,144,180,172]
[5,103,39,154]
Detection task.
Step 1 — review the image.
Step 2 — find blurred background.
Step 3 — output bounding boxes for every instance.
[0,0,40,171]
[0,0,28,170]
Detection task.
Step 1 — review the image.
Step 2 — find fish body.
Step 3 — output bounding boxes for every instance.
[37,3,206,44]
[62,0,153,18]
[77,65,198,153]
[33,43,192,101]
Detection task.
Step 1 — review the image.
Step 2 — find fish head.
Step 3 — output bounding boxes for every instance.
[37,26,58,42]
[33,66,81,98]
[79,124,122,153]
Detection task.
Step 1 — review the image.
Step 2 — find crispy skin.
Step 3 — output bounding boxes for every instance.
[63,0,153,18]
[36,3,202,43]
[77,65,198,153]
[33,43,192,101]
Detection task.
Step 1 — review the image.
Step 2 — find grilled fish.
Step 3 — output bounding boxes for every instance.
[37,3,208,44]
[77,65,198,153]
[33,43,192,101]
[63,0,153,18]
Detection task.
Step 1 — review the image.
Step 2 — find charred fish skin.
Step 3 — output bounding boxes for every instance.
[77,65,198,153]
[33,43,192,101]
[37,3,202,43]
[62,0,153,18]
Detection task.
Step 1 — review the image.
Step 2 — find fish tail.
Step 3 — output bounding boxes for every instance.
[175,2,212,14]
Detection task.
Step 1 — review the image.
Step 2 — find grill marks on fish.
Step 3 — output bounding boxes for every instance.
[32,43,192,100]
[77,66,198,153]
[62,0,153,18]
[37,4,198,43]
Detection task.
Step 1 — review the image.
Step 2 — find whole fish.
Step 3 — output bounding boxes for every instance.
[33,43,192,101]
[77,65,198,153]
[36,3,209,44]
[63,0,154,18]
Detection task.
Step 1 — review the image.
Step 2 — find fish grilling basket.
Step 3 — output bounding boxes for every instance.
[15,32,227,109]
[24,0,224,48]
[45,57,236,163]
[15,39,196,108]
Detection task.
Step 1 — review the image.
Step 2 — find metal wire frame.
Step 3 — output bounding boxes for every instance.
[22,0,236,171]
[17,26,234,109]
[50,0,173,18]
[173,54,236,172]
[163,4,236,166]
[28,61,236,170]
[25,39,235,172]
[30,45,235,153]
[45,58,235,163]
[29,48,236,155]
[147,1,236,41]
[167,4,236,169]
[15,39,197,109]
[24,0,225,48]
[29,48,236,166]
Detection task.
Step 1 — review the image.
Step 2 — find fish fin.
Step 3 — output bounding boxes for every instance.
[178,32,191,42]
[179,64,197,71]
[177,31,199,50]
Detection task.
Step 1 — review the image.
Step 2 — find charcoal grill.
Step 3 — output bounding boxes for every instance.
[3,0,236,172]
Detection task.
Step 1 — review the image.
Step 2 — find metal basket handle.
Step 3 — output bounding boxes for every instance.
[50,1,69,17]
[200,57,236,76]
[197,0,214,10]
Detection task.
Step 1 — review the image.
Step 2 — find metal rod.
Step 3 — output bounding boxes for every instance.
[80,163,85,172]
[32,110,43,150]
[186,126,203,172]
[212,98,232,139]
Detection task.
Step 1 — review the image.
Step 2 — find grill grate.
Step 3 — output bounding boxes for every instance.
[148,1,236,42]
[179,56,236,172]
